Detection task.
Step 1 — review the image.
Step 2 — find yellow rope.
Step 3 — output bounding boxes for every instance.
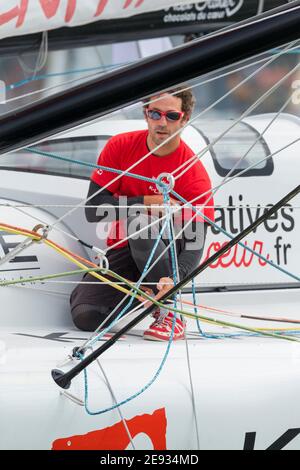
[2,223,300,340]
[44,239,132,296]
[0,223,134,297]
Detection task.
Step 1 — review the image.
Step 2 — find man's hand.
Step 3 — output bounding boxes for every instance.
[157,277,174,296]
[140,277,174,308]
[144,195,179,217]
[143,195,178,207]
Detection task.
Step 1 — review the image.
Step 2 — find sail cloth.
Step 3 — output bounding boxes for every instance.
[0,1,293,43]
[0,0,209,40]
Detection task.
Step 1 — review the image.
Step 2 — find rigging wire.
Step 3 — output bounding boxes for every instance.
[2,132,300,293]
[19,40,297,236]
[17,32,48,79]
[95,358,136,450]
[168,211,201,450]
[19,98,300,265]
[3,262,300,326]
[147,77,299,280]
[3,40,297,107]
[1,204,299,209]
[139,135,300,285]
[75,190,179,416]
[171,61,300,180]
[144,90,297,293]
[1,39,295,279]
[9,129,300,260]
[1,221,300,345]
[1,29,299,417]
[3,200,299,334]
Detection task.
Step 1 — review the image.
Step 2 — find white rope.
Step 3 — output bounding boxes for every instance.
[134,135,300,283]
[7,280,298,288]
[140,42,298,109]
[144,73,298,270]
[2,39,295,108]
[3,132,299,275]
[1,204,299,209]
[105,130,300,254]
[41,40,298,253]
[7,131,296,280]
[172,60,300,180]
[38,40,298,234]
[17,31,48,78]
[1,40,296,268]
[168,87,296,240]
[169,214,201,450]
[95,358,136,450]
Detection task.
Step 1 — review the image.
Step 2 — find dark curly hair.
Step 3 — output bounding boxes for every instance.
[143,85,196,119]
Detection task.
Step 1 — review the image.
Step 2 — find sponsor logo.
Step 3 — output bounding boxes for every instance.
[203,194,296,269]
[194,0,245,17]
[149,182,161,195]
[0,1,146,31]
[164,1,245,23]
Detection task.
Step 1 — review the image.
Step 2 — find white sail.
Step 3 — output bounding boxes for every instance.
[0,0,210,40]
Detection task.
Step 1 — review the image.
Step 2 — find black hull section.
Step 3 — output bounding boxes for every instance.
[0,1,299,155]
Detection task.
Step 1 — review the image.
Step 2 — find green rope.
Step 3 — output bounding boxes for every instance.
[0,267,105,287]
[104,270,300,344]
[3,264,299,343]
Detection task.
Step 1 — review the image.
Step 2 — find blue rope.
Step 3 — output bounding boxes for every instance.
[86,214,170,349]
[163,189,178,308]
[80,322,175,415]
[78,186,178,415]
[171,190,300,283]
[7,62,133,90]
[26,147,160,186]
[191,278,225,339]
[271,48,300,55]
[26,146,300,283]
[192,278,203,335]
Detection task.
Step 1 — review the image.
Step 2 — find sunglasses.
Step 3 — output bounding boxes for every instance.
[146,109,184,122]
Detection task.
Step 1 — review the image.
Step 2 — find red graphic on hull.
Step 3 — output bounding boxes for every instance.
[203,239,270,269]
[52,408,167,450]
[0,1,146,28]
[0,0,28,28]
[94,1,146,18]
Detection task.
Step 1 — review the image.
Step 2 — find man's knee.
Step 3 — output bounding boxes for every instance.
[71,304,109,332]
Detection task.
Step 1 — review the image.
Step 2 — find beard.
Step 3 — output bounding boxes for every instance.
[152,127,171,144]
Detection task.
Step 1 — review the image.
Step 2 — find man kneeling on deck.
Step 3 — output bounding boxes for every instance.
[70,86,214,340]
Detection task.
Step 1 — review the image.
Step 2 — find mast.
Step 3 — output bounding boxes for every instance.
[0,1,299,156]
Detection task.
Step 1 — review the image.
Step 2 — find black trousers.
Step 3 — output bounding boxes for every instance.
[70,214,175,331]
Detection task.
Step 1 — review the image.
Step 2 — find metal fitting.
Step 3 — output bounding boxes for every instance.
[93,246,109,274]
[32,224,50,241]
[156,173,175,194]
